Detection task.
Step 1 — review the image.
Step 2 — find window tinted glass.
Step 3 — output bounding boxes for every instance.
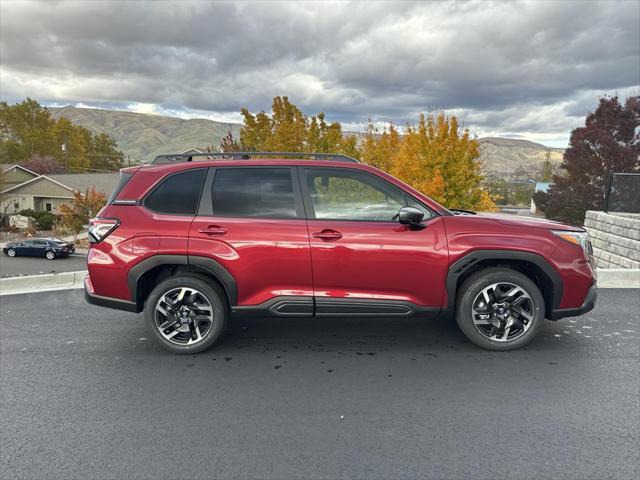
[108,172,133,204]
[406,196,433,219]
[26,240,46,246]
[211,168,297,219]
[145,169,205,215]
[305,169,405,221]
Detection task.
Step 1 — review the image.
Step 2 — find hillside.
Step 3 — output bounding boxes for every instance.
[50,106,564,177]
[478,137,564,178]
[50,106,240,162]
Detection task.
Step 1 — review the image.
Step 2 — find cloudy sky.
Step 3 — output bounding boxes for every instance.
[1,0,638,147]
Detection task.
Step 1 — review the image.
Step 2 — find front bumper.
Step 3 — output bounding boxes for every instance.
[84,276,139,313]
[548,283,597,320]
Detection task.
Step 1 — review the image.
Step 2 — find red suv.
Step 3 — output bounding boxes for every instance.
[85,152,597,353]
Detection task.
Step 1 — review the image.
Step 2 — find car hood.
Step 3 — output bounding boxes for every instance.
[472,212,584,231]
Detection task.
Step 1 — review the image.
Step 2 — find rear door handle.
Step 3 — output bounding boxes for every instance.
[198,225,227,236]
[312,229,342,240]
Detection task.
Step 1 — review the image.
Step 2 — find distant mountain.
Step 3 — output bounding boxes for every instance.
[49,106,240,162]
[478,137,564,178]
[50,106,564,177]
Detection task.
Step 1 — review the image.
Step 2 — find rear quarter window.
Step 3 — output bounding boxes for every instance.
[144,168,206,215]
[107,173,133,204]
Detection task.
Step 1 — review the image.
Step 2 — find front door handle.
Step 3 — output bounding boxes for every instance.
[198,225,227,236]
[312,229,342,241]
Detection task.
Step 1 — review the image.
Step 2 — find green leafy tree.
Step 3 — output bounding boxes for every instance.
[534,96,640,225]
[0,98,123,171]
[0,98,57,162]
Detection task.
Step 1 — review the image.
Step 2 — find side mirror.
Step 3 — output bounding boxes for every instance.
[397,206,424,227]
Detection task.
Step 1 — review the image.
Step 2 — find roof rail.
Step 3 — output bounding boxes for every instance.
[151,151,359,165]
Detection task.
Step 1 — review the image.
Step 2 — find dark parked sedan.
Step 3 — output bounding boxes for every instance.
[2,238,75,260]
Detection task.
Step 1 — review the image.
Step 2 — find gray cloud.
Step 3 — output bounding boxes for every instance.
[1,0,638,146]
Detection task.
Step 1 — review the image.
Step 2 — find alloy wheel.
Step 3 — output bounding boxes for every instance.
[154,287,214,346]
[46,251,55,260]
[471,282,534,342]
[7,249,16,257]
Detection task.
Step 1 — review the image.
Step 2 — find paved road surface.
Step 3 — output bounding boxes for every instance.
[1,289,638,479]
[0,253,86,278]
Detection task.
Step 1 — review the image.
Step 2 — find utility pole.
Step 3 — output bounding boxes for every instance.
[61,136,69,171]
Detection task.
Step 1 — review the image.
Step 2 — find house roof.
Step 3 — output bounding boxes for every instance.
[0,163,39,176]
[48,173,120,195]
[1,174,76,196]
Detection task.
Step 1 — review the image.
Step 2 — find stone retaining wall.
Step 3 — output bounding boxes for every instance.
[584,211,640,269]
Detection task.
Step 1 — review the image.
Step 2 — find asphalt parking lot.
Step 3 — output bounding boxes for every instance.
[1,288,638,480]
[0,253,87,278]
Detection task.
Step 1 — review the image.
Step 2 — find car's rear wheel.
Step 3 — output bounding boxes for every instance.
[45,251,56,260]
[455,268,545,351]
[145,275,228,354]
[7,248,16,257]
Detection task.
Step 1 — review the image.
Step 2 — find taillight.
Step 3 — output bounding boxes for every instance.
[88,218,120,243]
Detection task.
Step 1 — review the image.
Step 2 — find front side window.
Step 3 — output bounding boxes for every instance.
[145,169,205,215]
[304,169,405,221]
[211,168,297,219]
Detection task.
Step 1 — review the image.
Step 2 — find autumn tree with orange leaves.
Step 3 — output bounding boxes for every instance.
[361,113,495,211]
[229,97,495,211]
[59,187,106,234]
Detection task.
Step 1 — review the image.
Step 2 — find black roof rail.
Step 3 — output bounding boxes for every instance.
[151,151,359,165]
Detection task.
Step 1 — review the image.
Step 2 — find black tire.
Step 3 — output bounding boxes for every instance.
[144,274,228,354]
[45,250,56,260]
[6,248,16,257]
[455,267,545,351]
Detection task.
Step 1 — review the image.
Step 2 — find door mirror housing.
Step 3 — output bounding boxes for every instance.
[397,206,425,227]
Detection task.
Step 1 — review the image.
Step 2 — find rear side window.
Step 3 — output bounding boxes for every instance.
[211,168,297,218]
[145,169,205,215]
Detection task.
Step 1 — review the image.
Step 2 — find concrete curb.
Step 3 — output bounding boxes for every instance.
[0,270,87,296]
[597,269,640,289]
[1,268,639,297]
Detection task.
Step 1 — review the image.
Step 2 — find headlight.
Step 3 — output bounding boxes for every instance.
[552,230,592,256]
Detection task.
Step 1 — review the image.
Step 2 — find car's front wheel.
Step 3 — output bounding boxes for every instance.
[45,251,56,260]
[455,268,545,350]
[145,275,228,354]
[6,248,16,257]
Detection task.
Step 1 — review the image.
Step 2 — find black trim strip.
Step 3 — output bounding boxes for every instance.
[231,296,314,318]
[549,284,597,320]
[84,278,139,313]
[315,298,440,318]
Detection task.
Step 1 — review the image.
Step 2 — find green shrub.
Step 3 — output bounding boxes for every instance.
[18,209,38,219]
[35,212,56,230]
[17,209,57,230]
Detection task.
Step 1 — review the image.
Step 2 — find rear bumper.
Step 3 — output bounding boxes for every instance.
[84,276,139,313]
[548,283,597,320]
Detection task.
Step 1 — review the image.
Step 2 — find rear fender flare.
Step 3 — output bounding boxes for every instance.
[127,254,237,307]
